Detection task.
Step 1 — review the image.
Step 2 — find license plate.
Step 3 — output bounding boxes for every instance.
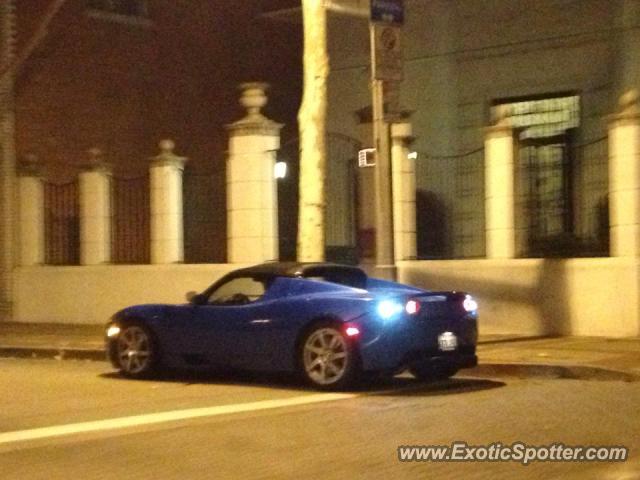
[438,332,458,351]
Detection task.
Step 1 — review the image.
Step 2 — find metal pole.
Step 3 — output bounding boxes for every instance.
[370,25,396,280]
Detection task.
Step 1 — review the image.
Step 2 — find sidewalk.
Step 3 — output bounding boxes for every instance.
[1,322,639,380]
[476,335,640,381]
[0,323,105,361]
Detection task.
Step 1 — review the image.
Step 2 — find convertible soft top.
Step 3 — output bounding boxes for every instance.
[228,262,368,289]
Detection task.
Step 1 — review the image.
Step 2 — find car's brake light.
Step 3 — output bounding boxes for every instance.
[463,295,478,313]
[405,299,420,315]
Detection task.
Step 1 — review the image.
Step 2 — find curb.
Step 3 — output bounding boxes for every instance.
[0,346,105,362]
[1,346,638,383]
[466,363,639,382]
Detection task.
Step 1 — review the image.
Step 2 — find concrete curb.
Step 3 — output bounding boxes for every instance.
[466,363,639,382]
[1,345,638,383]
[0,346,105,362]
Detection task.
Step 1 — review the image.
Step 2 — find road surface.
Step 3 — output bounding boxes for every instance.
[1,358,638,479]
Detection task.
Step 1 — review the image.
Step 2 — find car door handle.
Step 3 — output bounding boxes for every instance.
[250,319,272,325]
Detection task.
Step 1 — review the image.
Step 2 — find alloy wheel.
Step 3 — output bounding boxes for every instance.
[116,325,152,375]
[303,328,349,386]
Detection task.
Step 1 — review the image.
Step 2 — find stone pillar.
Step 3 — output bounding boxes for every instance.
[484,107,517,259]
[150,139,187,264]
[615,1,640,99]
[391,121,416,261]
[79,148,112,265]
[17,156,44,266]
[226,82,282,263]
[608,91,640,257]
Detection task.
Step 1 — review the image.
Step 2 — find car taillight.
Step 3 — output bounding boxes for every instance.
[405,299,420,315]
[463,294,478,313]
[345,326,360,337]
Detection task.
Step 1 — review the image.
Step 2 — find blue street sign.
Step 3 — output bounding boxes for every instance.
[370,0,404,25]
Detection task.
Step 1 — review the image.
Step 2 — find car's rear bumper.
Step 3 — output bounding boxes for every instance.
[404,351,478,371]
[357,315,478,373]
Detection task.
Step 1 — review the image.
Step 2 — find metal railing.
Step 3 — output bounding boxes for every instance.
[183,170,225,263]
[111,175,150,264]
[417,148,485,259]
[517,137,608,257]
[44,180,79,265]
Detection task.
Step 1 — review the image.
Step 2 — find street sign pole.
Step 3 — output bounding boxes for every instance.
[371,26,395,280]
[369,0,403,280]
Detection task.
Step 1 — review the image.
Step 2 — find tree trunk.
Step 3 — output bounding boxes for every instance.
[297,0,328,262]
[0,0,16,319]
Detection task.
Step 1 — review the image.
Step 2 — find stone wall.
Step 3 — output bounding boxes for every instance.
[13,264,240,324]
[398,258,640,337]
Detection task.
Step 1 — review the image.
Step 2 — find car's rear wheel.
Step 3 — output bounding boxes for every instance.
[409,363,458,382]
[300,325,359,390]
[114,323,158,379]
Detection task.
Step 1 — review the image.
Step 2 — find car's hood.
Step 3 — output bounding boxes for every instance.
[112,303,170,321]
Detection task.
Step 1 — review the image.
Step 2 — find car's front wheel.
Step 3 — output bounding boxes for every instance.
[114,322,159,379]
[300,324,359,390]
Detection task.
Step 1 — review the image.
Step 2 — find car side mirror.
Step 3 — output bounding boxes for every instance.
[186,291,207,305]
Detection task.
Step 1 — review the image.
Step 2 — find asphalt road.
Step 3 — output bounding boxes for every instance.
[1,358,638,479]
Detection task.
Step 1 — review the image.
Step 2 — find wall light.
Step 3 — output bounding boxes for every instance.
[274,161,288,179]
[407,151,418,160]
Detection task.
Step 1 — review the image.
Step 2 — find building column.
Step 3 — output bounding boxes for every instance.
[226,82,282,263]
[615,1,640,99]
[608,91,640,257]
[391,121,416,261]
[150,139,187,264]
[484,108,517,259]
[79,149,112,265]
[17,157,44,266]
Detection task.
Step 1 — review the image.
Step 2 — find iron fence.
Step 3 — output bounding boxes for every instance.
[44,180,80,265]
[578,137,609,254]
[111,175,150,264]
[277,132,361,264]
[417,148,485,259]
[183,170,225,263]
[517,136,608,257]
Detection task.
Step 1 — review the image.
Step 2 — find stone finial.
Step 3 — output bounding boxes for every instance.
[152,139,187,169]
[87,147,104,167]
[159,139,175,154]
[226,82,283,135]
[17,153,43,176]
[82,147,111,173]
[619,89,640,116]
[239,82,269,119]
[87,147,103,163]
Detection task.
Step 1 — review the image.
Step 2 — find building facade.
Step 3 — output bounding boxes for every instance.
[0,0,302,319]
[3,0,640,337]
[323,0,639,261]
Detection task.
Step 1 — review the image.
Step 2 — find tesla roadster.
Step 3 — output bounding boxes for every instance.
[105,262,478,390]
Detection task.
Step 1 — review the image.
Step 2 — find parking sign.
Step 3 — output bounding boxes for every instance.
[370,0,404,25]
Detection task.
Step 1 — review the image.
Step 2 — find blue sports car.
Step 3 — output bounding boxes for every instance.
[105,262,478,390]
